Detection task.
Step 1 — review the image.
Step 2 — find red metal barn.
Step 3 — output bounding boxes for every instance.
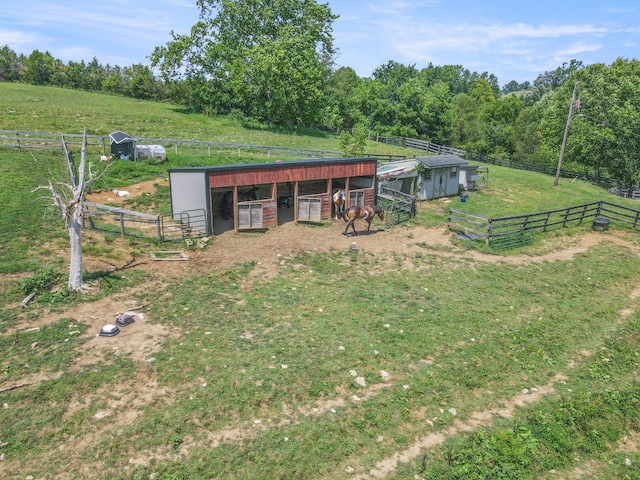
[168,157,379,235]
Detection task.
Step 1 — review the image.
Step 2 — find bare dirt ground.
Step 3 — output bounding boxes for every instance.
[4,179,639,478]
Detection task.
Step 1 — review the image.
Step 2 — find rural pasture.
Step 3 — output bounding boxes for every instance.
[0,84,639,479]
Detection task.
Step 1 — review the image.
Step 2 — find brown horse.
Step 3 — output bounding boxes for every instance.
[339,205,385,236]
[333,188,346,219]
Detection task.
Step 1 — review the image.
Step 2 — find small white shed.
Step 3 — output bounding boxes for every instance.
[377,155,468,200]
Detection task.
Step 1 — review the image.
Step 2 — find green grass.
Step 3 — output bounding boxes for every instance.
[0,84,639,479]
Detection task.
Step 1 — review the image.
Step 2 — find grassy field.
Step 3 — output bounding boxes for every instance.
[0,84,639,479]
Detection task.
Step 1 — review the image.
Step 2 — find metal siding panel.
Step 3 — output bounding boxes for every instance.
[170,171,208,218]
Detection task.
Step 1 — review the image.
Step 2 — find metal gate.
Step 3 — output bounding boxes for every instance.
[377,186,416,225]
[161,209,208,242]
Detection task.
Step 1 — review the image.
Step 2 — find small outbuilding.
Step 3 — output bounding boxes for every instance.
[377,154,468,200]
[109,131,136,160]
[460,164,489,191]
[168,157,379,235]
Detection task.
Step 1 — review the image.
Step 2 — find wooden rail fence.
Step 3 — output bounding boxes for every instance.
[83,202,208,243]
[0,129,406,160]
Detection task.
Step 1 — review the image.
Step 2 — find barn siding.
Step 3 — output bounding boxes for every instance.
[208,162,376,189]
[170,158,379,232]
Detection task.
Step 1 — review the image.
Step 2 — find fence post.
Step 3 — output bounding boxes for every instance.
[120,213,125,237]
[156,216,162,243]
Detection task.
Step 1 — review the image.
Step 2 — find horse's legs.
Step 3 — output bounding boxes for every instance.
[343,219,357,236]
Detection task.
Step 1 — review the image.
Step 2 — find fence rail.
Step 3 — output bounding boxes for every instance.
[0,129,346,159]
[448,201,640,250]
[83,202,209,243]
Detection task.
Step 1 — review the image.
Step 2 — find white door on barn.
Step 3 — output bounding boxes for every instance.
[237,203,263,229]
[298,198,322,222]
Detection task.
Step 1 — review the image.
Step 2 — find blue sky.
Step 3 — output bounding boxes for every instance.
[1,0,638,86]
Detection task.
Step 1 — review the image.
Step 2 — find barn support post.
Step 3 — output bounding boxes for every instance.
[293,181,299,222]
[233,186,239,231]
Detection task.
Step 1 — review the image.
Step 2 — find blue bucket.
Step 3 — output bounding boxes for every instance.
[460,193,468,202]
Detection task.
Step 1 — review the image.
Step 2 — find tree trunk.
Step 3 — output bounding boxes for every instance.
[67,209,84,290]
[33,128,110,292]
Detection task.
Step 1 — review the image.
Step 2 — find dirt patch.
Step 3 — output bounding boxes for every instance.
[86,178,169,205]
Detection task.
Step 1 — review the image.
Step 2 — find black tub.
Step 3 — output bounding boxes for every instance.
[592,218,610,232]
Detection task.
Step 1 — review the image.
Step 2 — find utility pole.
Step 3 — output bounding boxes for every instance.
[554,82,578,186]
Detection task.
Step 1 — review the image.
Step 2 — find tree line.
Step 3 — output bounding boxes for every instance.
[2,0,639,189]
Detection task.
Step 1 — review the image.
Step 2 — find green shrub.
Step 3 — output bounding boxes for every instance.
[17,267,62,295]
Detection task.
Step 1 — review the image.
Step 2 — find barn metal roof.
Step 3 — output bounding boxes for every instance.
[377,159,419,179]
[416,154,468,168]
[168,157,378,174]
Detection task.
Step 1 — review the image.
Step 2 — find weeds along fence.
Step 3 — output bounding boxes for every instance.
[83,202,207,243]
[448,201,640,250]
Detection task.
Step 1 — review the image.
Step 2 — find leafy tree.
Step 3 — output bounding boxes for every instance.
[0,45,21,81]
[325,66,362,129]
[420,63,473,95]
[23,49,59,85]
[338,123,367,157]
[450,79,497,152]
[512,106,544,163]
[539,58,640,186]
[151,0,337,125]
[482,95,524,157]
[417,81,453,143]
[524,59,583,105]
[123,64,162,100]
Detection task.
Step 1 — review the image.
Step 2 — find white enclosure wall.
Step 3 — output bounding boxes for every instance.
[169,170,212,233]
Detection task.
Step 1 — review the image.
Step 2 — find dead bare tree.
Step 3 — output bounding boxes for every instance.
[33,128,110,291]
